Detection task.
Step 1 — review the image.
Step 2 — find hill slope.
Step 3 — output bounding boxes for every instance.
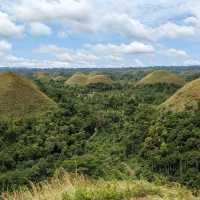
[87,74,113,84]
[65,73,88,85]
[160,77,200,112]
[0,72,56,119]
[4,172,198,200]
[33,72,50,79]
[136,70,185,86]
[65,73,113,86]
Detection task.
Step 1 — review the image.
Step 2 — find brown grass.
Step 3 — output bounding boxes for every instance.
[87,75,113,84]
[33,72,50,79]
[2,171,198,200]
[136,70,185,86]
[65,73,88,85]
[0,72,56,119]
[65,73,112,86]
[160,77,200,112]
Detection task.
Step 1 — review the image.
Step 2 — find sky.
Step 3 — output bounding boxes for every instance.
[0,0,199,68]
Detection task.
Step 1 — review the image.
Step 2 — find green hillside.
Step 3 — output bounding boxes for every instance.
[136,70,185,86]
[0,72,56,119]
[0,68,200,197]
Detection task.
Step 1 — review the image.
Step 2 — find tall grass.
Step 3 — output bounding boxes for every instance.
[2,170,199,200]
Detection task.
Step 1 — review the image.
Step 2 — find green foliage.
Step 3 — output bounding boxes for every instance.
[0,69,200,194]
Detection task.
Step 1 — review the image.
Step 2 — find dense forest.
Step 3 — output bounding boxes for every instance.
[0,67,200,194]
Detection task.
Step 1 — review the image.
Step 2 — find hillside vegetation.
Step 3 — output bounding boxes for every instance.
[34,72,50,80]
[136,70,185,86]
[0,69,200,197]
[0,72,56,119]
[160,77,200,112]
[65,73,112,86]
[3,172,199,200]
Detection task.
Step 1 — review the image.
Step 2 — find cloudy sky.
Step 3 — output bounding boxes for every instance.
[0,0,199,68]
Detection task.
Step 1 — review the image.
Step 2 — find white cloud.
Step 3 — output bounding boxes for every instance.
[3,0,196,41]
[87,42,155,55]
[36,44,99,64]
[184,59,200,66]
[0,0,199,68]
[6,0,91,22]
[101,14,152,40]
[34,42,154,68]
[184,16,199,25]
[155,22,195,39]
[0,40,12,52]
[0,11,24,37]
[30,22,52,36]
[165,48,190,59]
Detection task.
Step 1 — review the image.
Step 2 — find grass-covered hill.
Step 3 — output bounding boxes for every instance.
[33,72,50,79]
[65,73,113,86]
[136,70,185,86]
[65,73,88,85]
[160,77,200,112]
[0,72,56,119]
[3,172,198,200]
[87,74,113,84]
[0,68,200,197]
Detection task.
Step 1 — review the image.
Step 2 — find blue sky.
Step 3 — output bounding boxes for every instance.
[0,0,199,68]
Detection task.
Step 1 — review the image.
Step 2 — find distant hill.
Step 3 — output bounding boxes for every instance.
[33,72,50,79]
[136,70,185,86]
[52,75,66,81]
[65,73,88,85]
[65,73,113,86]
[160,77,200,112]
[0,72,56,119]
[87,74,113,84]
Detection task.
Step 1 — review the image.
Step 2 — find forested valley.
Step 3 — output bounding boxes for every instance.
[0,68,199,198]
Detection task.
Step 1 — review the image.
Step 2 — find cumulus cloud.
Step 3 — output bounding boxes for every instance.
[0,11,24,37]
[6,0,91,22]
[155,22,195,39]
[165,48,190,59]
[34,41,154,67]
[30,22,52,36]
[86,42,155,55]
[0,40,12,52]
[184,59,200,66]
[0,0,199,68]
[36,44,99,65]
[2,0,197,41]
[100,14,152,40]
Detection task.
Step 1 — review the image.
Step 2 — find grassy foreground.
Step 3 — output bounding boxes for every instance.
[2,172,199,200]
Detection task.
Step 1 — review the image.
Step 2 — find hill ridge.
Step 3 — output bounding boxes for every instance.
[160,77,200,112]
[65,73,112,85]
[0,72,56,119]
[136,70,185,86]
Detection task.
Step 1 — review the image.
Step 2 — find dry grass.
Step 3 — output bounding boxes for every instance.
[52,76,66,81]
[87,75,113,84]
[136,70,185,86]
[160,77,200,112]
[0,72,56,119]
[33,72,50,80]
[65,73,112,86]
[2,171,199,200]
[65,73,88,85]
